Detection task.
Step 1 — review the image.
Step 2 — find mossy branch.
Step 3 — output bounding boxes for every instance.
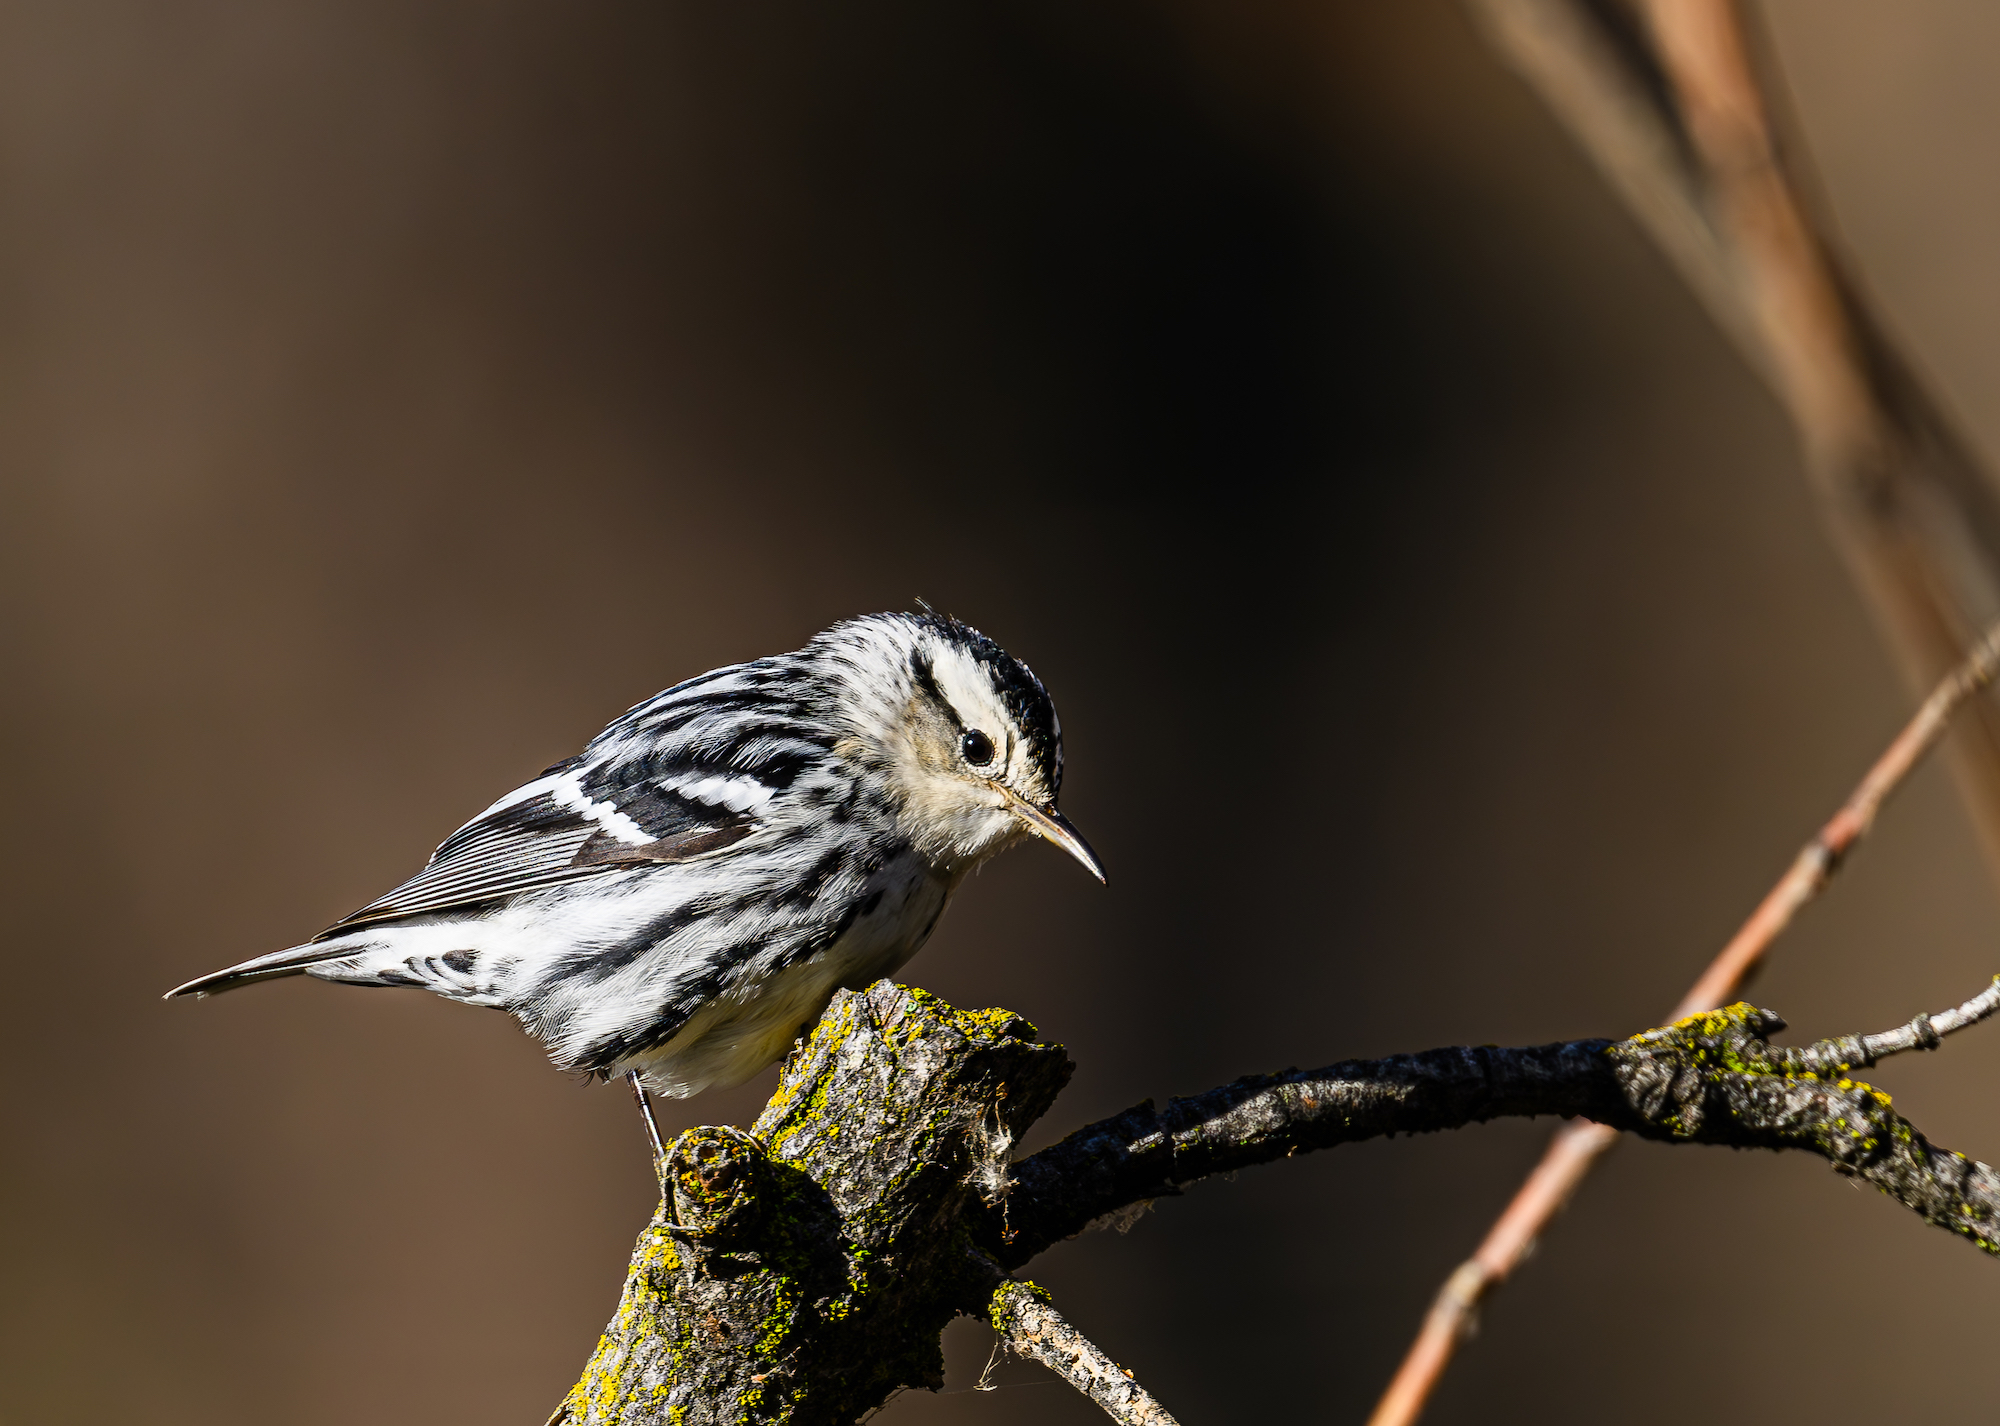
[551,977,2000,1424]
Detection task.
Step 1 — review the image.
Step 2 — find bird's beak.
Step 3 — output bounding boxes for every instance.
[1004,793,1107,885]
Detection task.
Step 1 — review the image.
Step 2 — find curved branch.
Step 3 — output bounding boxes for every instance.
[998,1039,1619,1265]
[998,980,2000,1266]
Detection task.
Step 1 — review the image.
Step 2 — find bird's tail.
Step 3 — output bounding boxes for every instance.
[164,942,353,999]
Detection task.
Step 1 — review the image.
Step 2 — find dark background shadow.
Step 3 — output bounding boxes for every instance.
[2,1,1997,1421]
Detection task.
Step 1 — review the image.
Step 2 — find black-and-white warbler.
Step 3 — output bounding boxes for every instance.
[167,613,1102,1121]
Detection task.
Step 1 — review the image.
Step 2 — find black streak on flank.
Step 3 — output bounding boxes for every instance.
[777,845,849,911]
[570,896,726,983]
[777,894,870,974]
[579,960,740,1074]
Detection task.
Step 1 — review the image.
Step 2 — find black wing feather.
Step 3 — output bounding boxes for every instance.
[311,658,835,938]
[314,767,756,939]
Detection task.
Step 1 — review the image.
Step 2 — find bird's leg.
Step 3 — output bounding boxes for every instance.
[625,1070,666,1167]
[626,1071,703,1239]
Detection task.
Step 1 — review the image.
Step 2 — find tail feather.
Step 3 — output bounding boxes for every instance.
[164,943,353,999]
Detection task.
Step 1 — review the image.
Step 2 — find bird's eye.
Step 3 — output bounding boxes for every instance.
[960,729,996,766]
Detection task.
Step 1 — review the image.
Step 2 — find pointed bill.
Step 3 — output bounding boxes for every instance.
[1005,794,1107,884]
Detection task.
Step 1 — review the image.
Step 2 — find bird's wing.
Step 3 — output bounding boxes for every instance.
[313,755,768,937]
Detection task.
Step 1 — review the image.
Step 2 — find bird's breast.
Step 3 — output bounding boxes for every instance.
[820,852,952,983]
[620,853,953,1096]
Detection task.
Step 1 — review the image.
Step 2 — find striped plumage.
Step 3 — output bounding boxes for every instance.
[167,613,1102,1098]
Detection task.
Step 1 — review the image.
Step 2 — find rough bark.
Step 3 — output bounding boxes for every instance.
[550,978,1999,1424]
[549,983,1071,1425]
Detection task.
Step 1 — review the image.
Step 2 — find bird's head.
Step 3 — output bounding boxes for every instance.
[814,612,1105,883]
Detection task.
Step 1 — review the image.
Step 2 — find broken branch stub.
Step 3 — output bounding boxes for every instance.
[550,982,1071,1426]
[985,1276,1182,1426]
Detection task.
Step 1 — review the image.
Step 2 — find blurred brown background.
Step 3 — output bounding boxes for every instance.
[3,1,1998,1421]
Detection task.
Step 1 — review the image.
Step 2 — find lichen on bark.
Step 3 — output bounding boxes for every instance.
[550,981,1071,1426]
[549,978,2000,1424]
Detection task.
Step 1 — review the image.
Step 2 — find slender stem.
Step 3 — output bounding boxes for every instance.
[1366,1118,1617,1426]
[1757,975,2000,1074]
[1368,618,2000,1426]
[1673,619,2000,1019]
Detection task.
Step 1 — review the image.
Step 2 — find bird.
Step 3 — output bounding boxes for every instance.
[167,612,1103,1148]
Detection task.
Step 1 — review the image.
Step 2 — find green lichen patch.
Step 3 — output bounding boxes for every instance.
[1626,1002,1786,1078]
[554,980,1073,1424]
[1601,995,2000,1259]
[986,1277,1053,1334]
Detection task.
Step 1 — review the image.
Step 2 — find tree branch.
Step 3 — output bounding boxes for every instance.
[549,984,1072,1426]
[982,1270,1181,1426]
[998,978,2000,1267]
[552,976,2000,1423]
[1609,979,2000,1242]
[998,1039,1617,1267]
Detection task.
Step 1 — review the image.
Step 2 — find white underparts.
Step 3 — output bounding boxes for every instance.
[617,864,950,1096]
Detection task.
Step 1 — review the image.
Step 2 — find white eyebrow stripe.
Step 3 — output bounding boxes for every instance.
[661,773,775,816]
[549,769,656,845]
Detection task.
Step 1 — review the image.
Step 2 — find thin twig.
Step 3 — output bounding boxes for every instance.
[1368,618,2000,1426]
[981,1271,1180,1426]
[1365,1116,1616,1426]
[1673,620,2000,1020]
[1758,975,2000,1075]
[1864,977,2000,1053]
